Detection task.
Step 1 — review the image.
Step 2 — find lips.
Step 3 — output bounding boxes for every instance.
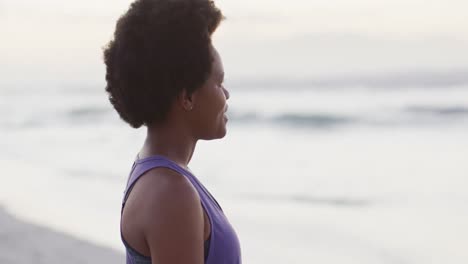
[222,105,229,122]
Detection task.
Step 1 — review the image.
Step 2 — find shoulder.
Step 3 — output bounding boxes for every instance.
[131,167,205,262]
[122,166,203,233]
[131,167,201,214]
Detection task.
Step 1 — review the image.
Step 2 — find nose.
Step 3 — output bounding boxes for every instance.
[223,87,230,100]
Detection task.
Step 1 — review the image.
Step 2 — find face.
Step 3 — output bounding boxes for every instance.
[189,46,230,140]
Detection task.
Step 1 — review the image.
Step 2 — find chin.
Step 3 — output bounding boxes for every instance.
[201,126,227,140]
[213,129,228,140]
[218,129,227,139]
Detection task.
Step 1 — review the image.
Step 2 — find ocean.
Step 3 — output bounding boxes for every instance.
[1,82,468,263]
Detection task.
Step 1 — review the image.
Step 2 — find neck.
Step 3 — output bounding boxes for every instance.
[139,121,197,169]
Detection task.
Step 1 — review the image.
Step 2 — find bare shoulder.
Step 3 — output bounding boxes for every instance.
[126,167,205,264]
[131,167,202,220]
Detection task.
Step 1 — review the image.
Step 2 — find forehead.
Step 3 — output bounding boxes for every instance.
[211,47,224,74]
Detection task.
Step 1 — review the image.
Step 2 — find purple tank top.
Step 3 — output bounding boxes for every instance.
[121,155,242,264]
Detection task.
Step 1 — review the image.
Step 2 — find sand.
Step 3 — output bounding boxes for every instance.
[0,206,124,264]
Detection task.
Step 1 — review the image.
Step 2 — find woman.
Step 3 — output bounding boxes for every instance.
[102,0,242,263]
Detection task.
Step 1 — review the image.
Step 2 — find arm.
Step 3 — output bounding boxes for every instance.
[140,169,205,264]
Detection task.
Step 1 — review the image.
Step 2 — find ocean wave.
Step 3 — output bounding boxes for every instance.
[229,112,354,128]
[272,113,354,127]
[67,106,112,117]
[228,106,468,129]
[1,106,113,130]
[241,193,372,207]
[405,105,468,116]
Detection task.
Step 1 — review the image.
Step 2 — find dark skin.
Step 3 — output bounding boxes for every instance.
[121,46,229,264]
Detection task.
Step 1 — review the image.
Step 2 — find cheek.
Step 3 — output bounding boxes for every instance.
[196,89,226,119]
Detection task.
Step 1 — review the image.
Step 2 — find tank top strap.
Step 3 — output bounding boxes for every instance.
[122,155,190,206]
[121,154,224,214]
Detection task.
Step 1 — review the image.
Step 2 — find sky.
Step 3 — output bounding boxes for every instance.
[1,0,467,87]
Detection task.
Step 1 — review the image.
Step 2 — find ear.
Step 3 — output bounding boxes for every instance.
[179,89,195,111]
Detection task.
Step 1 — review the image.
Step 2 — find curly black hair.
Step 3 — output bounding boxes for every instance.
[103,0,224,128]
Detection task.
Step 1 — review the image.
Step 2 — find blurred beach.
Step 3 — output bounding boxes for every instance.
[1,83,468,263]
[0,207,122,264]
[1,0,468,263]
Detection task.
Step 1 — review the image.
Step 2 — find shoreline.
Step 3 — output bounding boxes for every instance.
[0,206,124,264]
